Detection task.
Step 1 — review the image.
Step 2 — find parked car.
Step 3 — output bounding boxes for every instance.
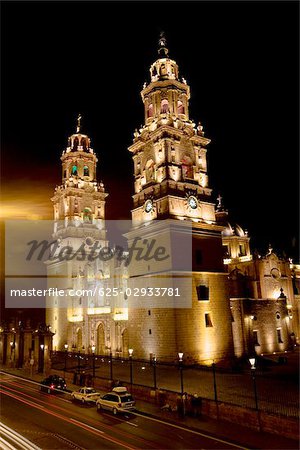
[40,375,67,394]
[96,387,135,415]
[71,387,101,404]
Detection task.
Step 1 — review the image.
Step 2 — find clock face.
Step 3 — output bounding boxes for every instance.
[271,268,281,280]
[188,195,198,209]
[145,199,153,213]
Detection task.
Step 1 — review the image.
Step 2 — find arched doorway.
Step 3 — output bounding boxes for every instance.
[76,328,82,350]
[122,328,129,357]
[97,323,105,355]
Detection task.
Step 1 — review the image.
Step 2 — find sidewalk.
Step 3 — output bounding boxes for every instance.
[1,366,298,450]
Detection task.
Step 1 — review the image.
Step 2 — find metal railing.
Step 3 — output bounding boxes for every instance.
[50,350,299,418]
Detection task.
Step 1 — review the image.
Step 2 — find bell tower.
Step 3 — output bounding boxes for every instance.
[130,33,214,227]
[53,114,107,234]
[46,116,109,351]
[126,35,234,364]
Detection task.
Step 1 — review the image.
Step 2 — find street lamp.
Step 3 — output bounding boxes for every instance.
[78,350,81,371]
[249,357,258,411]
[91,345,96,378]
[153,355,157,390]
[10,341,15,364]
[109,349,113,381]
[178,352,184,395]
[39,344,45,374]
[128,348,133,393]
[64,344,68,372]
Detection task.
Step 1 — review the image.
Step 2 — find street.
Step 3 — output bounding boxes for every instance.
[0,372,246,449]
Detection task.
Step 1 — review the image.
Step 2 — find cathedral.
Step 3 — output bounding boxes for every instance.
[45,35,299,365]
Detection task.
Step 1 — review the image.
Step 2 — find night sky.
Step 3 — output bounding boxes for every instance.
[1,0,299,264]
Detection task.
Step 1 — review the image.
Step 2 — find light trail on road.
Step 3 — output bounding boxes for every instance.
[0,422,41,450]
[0,389,137,450]
[0,378,160,449]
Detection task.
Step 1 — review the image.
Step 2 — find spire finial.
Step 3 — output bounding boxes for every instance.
[76,113,82,133]
[216,194,223,211]
[158,31,169,57]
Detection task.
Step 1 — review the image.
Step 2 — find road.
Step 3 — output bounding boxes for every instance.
[0,372,246,450]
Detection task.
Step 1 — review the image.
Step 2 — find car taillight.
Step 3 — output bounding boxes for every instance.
[50,384,54,389]
[118,403,121,407]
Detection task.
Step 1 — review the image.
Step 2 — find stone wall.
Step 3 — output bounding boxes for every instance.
[231,298,293,357]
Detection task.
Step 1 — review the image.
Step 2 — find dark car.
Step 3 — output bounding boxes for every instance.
[40,375,67,394]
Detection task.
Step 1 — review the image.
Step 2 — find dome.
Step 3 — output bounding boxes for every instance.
[149,32,179,83]
[150,57,179,82]
[63,115,93,154]
[222,222,246,237]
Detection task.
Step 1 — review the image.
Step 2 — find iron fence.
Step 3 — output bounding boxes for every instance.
[50,351,299,418]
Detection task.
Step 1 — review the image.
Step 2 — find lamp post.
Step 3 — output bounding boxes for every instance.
[64,344,68,372]
[178,352,184,395]
[40,344,45,374]
[10,341,15,366]
[128,348,133,393]
[249,357,258,411]
[153,355,157,390]
[78,350,81,372]
[109,350,113,381]
[91,345,96,378]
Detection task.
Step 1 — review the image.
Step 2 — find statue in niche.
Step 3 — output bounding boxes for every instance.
[145,160,155,182]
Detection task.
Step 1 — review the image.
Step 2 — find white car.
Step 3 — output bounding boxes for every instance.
[96,387,135,415]
[71,387,101,404]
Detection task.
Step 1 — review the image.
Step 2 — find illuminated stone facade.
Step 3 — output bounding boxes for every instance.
[216,202,299,356]
[126,35,234,364]
[45,117,129,355]
[45,36,299,364]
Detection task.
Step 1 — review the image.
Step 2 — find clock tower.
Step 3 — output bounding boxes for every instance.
[130,33,214,227]
[126,34,234,364]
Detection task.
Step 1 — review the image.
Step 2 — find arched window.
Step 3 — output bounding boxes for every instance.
[177,100,185,115]
[122,328,129,356]
[181,155,193,179]
[81,138,87,151]
[161,99,169,113]
[160,64,167,77]
[83,166,89,177]
[72,165,78,176]
[147,103,153,118]
[73,137,79,150]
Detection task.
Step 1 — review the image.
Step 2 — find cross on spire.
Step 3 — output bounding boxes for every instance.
[216,194,223,210]
[76,114,82,133]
